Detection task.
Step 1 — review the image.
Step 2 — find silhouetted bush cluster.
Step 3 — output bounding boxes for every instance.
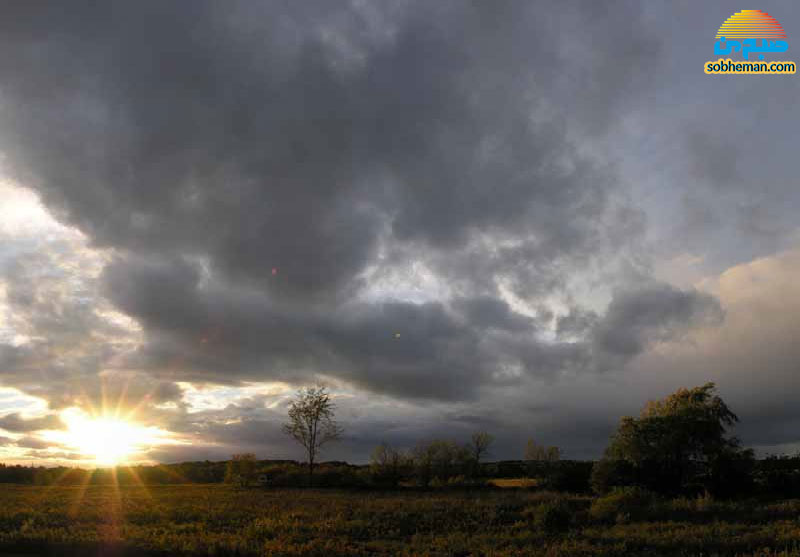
[591,383,757,499]
[753,455,800,497]
[589,486,655,524]
[263,462,369,488]
[531,499,573,534]
[0,461,227,485]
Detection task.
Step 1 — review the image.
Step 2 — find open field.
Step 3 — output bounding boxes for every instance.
[487,478,539,489]
[1,485,800,556]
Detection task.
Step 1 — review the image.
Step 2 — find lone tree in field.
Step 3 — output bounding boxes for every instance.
[282,386,343,481]
[592,382,754,497]
[468,432,494,463]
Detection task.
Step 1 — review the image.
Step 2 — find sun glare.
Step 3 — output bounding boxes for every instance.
[50,408,172,466]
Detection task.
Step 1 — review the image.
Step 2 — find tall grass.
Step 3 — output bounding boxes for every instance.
[0,485,799,555]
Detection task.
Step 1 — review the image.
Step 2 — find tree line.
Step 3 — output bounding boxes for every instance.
[3,382,800,499]
[263,382,800,497]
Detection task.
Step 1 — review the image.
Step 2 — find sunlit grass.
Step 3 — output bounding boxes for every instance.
[2,486,800,555]
[488,477,539,488]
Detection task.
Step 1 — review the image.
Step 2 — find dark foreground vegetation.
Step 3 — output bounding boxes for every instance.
[3,484,800,556]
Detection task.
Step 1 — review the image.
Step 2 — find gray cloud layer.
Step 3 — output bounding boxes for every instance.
[1,1,796,462]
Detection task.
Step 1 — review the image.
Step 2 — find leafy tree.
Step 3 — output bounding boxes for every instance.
[411,440,472,486]
[592,382,754,496]
[282,386,343,481]
[525,439,560,461]
[225,453,257,487]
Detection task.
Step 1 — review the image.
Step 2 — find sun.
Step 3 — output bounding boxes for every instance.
[49,408,171,465]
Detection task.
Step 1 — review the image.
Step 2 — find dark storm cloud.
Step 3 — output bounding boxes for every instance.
[592,283,724,359]
[556,307,599,338]
[101,255,492,398]
[147,444,241,464]
[0,413,62,433]
[0,0,658,300]
[687,131,740,191]
[101,252,718,403]
[0,0,727,454]
[451,296,535,332]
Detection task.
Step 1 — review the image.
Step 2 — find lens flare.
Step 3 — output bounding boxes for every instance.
[45,408,173,465]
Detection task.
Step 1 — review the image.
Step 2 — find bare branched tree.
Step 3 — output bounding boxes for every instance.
[282,385,343,481]
[468,432,494,463]
[525,439,561,462]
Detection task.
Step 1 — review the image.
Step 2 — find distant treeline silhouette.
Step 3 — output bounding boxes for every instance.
[2,383,799,498]
[0,458,593,489]
[1,456,797,497]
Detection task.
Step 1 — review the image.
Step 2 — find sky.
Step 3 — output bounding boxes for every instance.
[1,0,799,466]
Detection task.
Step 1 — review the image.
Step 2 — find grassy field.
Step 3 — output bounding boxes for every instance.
[2,484,800,556]
[487,478,538,489]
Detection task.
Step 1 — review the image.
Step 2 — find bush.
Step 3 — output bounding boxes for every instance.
[589,486,654,524]
[532,500,573,534]
[540,461,593,493]
[411,440,472,486]
[369,443,411,488]
[704,449,756,499]
[590,458,635,494]
[754,456,800,497]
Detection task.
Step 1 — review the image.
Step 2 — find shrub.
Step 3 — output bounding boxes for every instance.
[590,458,635,494]
[540,461,593,493]
[411,440,472,486]
[754,456,800,497]
[369,443,411,488]
[589,486,654,524]
[595,384,752,497]
[705,449,756,499]
[532,500,573,534]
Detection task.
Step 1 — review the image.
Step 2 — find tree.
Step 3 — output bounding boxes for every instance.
[468,432,494,463]
[282,385,343,482]
[411,440,472,486]
[370,442,409,487]
[592,382,754,496]
[225,453,257,487]
[525,439,560,461]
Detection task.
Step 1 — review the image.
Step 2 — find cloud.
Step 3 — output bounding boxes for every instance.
[14,1,798,464]
[23,449,87,461]
[0,412,62,432]
[0,1,666,409]
[111,237,800,461]
[0,226,143,409]
[14,436,52,450]
[592,282,723,360]
[622,248,800,452]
